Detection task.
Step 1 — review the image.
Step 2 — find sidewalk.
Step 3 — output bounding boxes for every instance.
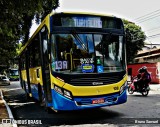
[0,90,16,127]
[0,92,9,119]
[149,84,160,91]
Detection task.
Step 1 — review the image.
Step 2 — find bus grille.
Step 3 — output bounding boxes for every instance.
[80,99,91,105]
[69,76,121,86]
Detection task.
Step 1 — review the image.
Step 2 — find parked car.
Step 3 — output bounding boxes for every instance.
[0,75,10,85]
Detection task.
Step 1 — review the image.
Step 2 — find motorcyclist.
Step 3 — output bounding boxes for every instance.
[134,66,151,91]
[134,68,143,91]
[141,66,151,89]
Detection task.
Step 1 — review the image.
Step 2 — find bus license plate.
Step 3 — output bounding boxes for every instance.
[92,98,104,104]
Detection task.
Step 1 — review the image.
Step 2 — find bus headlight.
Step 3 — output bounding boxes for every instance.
[54,85,72,99]
[54,85,63,95]
[64,90,72,99]
[120,82,128,94]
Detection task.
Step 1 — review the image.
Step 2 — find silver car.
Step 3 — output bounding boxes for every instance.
[0,75,10,85]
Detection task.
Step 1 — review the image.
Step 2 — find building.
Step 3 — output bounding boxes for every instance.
[127,47,160,84]
[128,63,160,84]
[134,47,160,63]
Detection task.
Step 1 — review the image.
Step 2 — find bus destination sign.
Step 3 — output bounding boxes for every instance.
[61,17,102,28]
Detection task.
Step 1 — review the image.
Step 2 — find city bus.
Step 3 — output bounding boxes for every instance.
[19,12,128,112]
[8,68,19,81]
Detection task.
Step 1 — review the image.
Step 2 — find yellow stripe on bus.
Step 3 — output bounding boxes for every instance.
[51,75,127,96]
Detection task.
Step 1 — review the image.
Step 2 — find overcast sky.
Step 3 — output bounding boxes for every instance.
[56,0,159,20]
[31,0,160,44]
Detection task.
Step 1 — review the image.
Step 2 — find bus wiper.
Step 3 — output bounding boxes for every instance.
[71,30,88,51]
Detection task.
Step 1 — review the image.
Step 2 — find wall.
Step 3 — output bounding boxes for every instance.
[127,62,160,84]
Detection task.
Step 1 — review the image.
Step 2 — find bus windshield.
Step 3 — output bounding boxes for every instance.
[9,69,19,76]
[51,33,125,74]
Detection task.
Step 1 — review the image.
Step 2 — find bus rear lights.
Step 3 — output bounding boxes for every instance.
[54,85,72,99]
[120,82,127,94]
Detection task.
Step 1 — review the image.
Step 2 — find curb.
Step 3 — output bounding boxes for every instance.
[0,90,17,127]
[151,88,160,91]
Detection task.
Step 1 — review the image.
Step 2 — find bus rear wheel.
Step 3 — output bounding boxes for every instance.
[38,85,58,113]
[38,84,45,106]
[23,81,30,101]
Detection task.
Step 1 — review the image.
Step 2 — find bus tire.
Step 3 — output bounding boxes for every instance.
[45,107,53,114]
[38,84,43,102]
[38,84,45,107]
[23,81,30,101]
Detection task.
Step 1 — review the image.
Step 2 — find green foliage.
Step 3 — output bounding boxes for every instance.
[123,20,146,63]
[0,0,59,66]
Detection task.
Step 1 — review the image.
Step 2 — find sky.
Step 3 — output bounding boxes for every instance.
[30,0,160,45]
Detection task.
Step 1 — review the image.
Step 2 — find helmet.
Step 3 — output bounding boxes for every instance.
[141,66,147,72]
[138,68,143,73]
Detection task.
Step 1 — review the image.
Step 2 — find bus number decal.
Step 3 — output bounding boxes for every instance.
[52,61,68,70]
[113,86,119,90]
[80,58,94,64]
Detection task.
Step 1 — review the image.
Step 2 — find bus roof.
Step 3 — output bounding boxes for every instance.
[51,11,115,18]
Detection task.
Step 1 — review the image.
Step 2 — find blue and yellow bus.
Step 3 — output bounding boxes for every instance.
[19,12,127,112]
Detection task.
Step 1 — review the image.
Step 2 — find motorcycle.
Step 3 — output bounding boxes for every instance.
[128,78,150,96]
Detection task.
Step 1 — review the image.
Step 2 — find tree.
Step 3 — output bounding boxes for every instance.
[123,20,146,63]
[0,0,59,66]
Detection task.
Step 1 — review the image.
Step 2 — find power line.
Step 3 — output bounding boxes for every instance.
[134,9,160,21]
[146,26,160,32]
[133,9,160,23]
[147,33,160,39]
[135,13,160,23]
[132,9,160,41]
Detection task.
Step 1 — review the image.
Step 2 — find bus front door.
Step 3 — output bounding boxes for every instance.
[40,27,52,107]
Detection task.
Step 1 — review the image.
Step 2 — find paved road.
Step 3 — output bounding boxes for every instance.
[1,81,160,127]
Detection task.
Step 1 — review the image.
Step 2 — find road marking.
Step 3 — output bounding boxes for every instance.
[8,102,35,106]
[4,88,21,92]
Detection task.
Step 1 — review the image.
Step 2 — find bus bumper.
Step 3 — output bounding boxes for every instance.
[51,89,127,111]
